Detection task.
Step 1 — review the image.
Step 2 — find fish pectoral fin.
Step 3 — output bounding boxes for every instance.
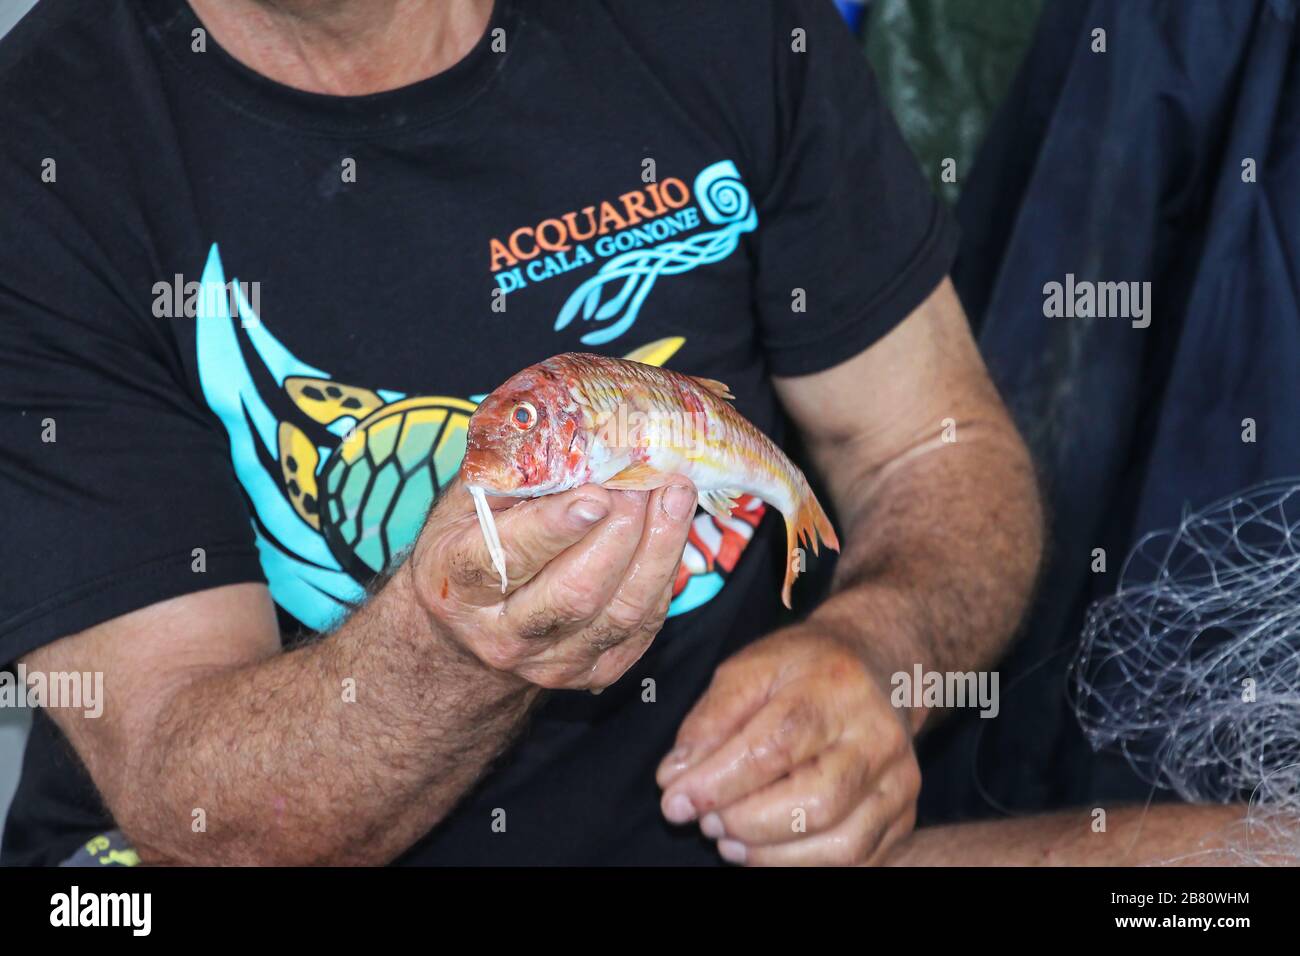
[690,375,735,402]
[602,462,675,490]
[698,488,743,519]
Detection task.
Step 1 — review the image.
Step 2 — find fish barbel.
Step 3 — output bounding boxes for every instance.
[460,353,839,608]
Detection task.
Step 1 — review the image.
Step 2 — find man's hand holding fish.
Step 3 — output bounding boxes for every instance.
[408,479,697,691]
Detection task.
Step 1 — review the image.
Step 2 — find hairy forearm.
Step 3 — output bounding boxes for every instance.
[809,413,1042,729]
[887,805,1298,866]
[114,564,538,865]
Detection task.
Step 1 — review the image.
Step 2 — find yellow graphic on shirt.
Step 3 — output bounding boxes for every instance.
[196,242,754,629]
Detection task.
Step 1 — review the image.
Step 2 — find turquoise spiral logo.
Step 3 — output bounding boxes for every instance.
[696,160,755,227]
[554,159,759,346]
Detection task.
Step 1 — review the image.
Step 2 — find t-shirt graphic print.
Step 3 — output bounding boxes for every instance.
[194,158,767,630]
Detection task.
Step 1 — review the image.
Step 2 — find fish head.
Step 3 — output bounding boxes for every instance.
[461,365,581,496]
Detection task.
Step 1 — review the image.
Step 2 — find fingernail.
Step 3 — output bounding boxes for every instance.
[569,497,609,526]
[663,792,697,824]
[717,839,748,864]
[662,483,695,521]
[700,812,725,839]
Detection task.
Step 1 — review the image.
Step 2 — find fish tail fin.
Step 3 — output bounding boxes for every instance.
[781,489,840,610]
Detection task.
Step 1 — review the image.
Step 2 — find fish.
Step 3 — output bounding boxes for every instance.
[460,353,840,608]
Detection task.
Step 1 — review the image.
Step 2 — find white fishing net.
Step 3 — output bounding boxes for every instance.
[1072,478,1300,864]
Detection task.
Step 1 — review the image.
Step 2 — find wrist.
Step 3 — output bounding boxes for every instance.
[391,559,533,696]
[805,594,931,735]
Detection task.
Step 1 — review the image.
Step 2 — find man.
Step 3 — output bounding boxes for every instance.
[0,0,1041,866]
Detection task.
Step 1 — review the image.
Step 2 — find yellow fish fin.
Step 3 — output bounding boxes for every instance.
[603,462,675,490]
[698,488,743,520]
[690,375,734,401]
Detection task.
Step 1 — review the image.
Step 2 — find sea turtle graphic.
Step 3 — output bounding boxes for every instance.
[271,337,690,581]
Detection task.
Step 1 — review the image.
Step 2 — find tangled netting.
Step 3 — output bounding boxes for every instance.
[1072,479,1300,863]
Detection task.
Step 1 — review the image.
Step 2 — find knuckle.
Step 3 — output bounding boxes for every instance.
[638,613,667,644]
[550,577,600,623]
[655,586,673,620]
[583,621,624,653]
[518,607,566,642]
[778,695,820,742]
[601,593,645,635]
[640,592,672,637]
[746,732,794,777]
[447,545,487,590]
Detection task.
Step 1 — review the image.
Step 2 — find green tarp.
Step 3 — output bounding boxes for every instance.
[865,0,1043,204]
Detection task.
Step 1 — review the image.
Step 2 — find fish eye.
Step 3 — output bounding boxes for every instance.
[511,401,537,430]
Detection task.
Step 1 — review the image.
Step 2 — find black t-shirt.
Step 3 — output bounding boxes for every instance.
[0,0,955,865]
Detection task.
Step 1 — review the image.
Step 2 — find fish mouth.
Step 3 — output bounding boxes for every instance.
[462,466,531,497]
[460,448,520,494]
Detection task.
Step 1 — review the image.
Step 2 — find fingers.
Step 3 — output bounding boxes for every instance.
[426,479,695,692]
[585,479,696,648]
[502,490,650,637]
[655,660,771,802]
[699,743,867,846]
[659,688,837,823]
[705,745,920,866]
[730,785,917,867]
[442,484,614,604]
[584,576,676,689]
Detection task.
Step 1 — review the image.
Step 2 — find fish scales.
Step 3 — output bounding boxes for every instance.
[461,352,840,607]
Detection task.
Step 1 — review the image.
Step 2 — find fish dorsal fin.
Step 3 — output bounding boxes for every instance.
[622,336,685,367]
[691,375,734,402]
[286,376,385,425]
[698,488,743,519]
[603,462,674,490]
